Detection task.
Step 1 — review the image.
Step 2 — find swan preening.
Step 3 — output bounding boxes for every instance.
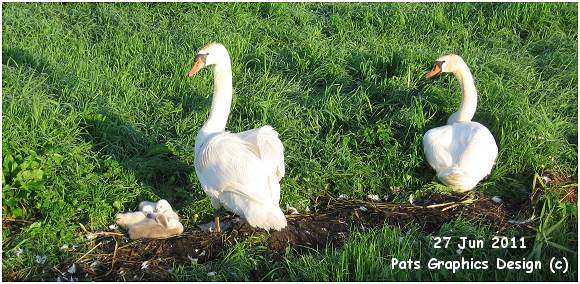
[116,199,184,239]
[423,54,498,192]
[189,43,287,232]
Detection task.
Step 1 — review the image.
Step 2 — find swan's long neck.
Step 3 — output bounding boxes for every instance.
[200,57,233,135]
[448,62,477,124]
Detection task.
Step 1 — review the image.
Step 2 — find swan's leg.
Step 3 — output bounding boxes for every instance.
[214,209,221,234]
[209,197,222,233]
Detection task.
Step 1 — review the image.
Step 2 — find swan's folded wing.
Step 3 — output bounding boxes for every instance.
[235,126,285,180]
[195,132,273,203]
[454,123,499,177]
[423,126,454,173]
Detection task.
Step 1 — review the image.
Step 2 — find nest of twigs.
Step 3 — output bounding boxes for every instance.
[47,191,517,281]
[269,192,509,252]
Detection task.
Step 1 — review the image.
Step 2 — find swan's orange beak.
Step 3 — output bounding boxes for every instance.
[188,58,205,77]
[425,63,442,79]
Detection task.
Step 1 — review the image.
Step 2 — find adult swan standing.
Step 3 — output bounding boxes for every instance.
[188,43,287,232]
[423,54,498,192]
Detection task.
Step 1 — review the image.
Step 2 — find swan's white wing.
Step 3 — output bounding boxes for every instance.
[235,126,285,180]
[423,125,455,173]
[194,132,276,210]
[452,122,498,179]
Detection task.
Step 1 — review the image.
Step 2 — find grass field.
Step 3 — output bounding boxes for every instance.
[2,2,578,281]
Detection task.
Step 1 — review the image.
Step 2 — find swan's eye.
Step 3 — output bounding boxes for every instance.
[195,53,209,64]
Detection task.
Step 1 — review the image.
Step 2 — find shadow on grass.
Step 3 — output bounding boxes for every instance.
[2,46,201,209]
[2,47,79,99]
[81,111,201,209]
[3,47,51,73]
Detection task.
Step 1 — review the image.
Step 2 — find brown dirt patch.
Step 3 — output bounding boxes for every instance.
[269,192,508,252]
[542,170,578,203]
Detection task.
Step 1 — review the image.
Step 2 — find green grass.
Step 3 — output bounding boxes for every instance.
[2,2,577,281]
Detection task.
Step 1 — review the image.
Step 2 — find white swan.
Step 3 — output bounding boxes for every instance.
[188,43,287,232]
[423,54,498,192]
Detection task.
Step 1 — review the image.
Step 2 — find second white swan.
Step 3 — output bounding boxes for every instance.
[423,54,498,192]
[188,43,287,232]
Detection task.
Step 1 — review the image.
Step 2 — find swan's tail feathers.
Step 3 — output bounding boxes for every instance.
[220,182,287,231]
[244,205,287,231]
[438,167,477,192]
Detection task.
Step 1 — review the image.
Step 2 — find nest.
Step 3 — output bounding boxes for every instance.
[269,192,509,252]
[47,192,515,281]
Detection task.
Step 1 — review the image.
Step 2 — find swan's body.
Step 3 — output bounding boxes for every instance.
[423,54,498,192]
[190,43,287,231]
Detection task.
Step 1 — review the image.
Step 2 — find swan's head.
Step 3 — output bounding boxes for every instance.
[188,43,230,77]
[425,54,465,79]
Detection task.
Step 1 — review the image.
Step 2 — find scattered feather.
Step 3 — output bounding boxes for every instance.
[35,255,47,265]
[67,263,78,274]
[366,194,380,201]
[141,261,149,270]
[187,255,198,264]
[542,175,552,184]
[285,204,300,214]
[197,220,231,232]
